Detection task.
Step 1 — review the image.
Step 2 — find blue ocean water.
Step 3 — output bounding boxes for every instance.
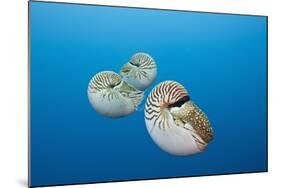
[29,1,267,187]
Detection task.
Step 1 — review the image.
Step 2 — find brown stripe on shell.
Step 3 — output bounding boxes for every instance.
[145,81,189,130]
[88,71,121,93]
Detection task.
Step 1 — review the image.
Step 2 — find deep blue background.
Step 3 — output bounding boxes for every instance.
[30,1,267,187]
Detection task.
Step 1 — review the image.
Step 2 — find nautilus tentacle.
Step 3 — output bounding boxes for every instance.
[88,71,144,118]
[144,81,214,156]
[120,52,157,91]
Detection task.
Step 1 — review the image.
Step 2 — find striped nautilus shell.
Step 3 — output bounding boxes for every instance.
[87,71,144,118]
[120,52,157,91]
[144,81,214,156]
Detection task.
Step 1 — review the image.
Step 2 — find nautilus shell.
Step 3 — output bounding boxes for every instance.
[120,53,157,91]
[88,71,144,118]
[144,81,214,156]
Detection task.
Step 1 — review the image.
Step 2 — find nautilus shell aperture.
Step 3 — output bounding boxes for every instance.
[144,81,214,156]
[120,52,157,91]
[87,71,144,118]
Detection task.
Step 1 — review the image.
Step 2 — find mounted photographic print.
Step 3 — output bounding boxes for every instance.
[28,1,268,187]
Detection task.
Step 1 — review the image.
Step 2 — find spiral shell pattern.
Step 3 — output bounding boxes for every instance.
[144,81,214,156]
[120,52,157,91]
[88,71,144,118]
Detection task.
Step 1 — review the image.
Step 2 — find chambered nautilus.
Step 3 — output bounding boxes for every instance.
[144,81,214,156]
[87,71,144,118]
[120,52,157,91]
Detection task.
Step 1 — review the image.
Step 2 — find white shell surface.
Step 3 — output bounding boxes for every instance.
[145,111,201,156]
[88,71,144,118]
[120,52,157,91]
